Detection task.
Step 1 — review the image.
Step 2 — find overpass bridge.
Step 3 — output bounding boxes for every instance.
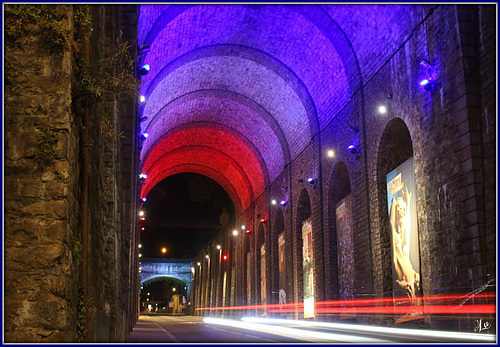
[140,258,193,286]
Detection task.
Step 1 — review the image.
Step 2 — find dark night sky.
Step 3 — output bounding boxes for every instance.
[140,173,234,259]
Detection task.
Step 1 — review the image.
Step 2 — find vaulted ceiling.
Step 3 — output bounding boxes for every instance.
[137,4,426,214]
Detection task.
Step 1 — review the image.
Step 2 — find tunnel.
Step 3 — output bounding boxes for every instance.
[3,3,497,343]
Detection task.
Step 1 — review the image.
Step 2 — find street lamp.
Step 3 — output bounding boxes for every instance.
[161,247,167,254]
[172,287,176,292]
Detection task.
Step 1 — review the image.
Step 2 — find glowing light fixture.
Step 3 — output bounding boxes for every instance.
[271,199,277,205]
[138,244,142,248]
[378,105,387,114]
[172,287,176,292]
[197,262,201,266]
[216,245,221,250]
[161,247,167,254]
[141,197,147,202]
[241,225,246,230]
[139,253,142,257]
[139,173,147,180]
[327,150,335,158]
[191,267,195,273]
[139,211,144,217]
[138,64,150,76]
[139,95,146,103]
[139,216,146,221]
[232,230,238,236]
[419,79,430,86]
[260,218,266,223]
[140,225,145,231]
[205,254,209,259]
[223,254,228,261]
[280,200,287,206]
[139,133,149,141]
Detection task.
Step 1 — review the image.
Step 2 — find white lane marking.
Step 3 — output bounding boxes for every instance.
[153,321,181,342]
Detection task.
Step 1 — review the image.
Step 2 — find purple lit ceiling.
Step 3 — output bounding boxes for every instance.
[137,4,423,213]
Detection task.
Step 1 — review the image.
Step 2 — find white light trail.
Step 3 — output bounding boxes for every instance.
[203,317,390,343]
[241,317,497,343]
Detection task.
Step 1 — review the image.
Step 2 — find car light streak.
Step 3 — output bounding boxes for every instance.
[203,317,390,343]
[240,317,497,343]
[195,293,496,315]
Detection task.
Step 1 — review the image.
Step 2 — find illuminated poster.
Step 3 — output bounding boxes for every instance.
[260,243,267,304]
[387,157,422,318]
[246,252,252,305]
[336,196,355,300]
[222,271,227,307]
[278,233,285,295]
[302,219,315,318]
[278,233,286,312]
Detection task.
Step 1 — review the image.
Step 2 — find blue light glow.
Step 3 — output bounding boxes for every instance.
[419,79,430,86]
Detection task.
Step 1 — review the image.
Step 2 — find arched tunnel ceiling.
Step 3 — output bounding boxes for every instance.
[138,4,421,213]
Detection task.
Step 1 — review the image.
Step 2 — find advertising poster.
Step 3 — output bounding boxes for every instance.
[336,196,355,301]
[246,252,252,305]
[302,220,315,318]
[386,157,422,321]
[260,243,267,304]
[222,271,227,307]
[278,233,287,310]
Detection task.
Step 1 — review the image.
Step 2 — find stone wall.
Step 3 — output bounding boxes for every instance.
[4,5,139,342]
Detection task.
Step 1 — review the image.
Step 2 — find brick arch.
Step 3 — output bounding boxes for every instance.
[141,123,269,192]
[140,55,306,162]
[375,118,414,297]
[143,164,242,214]
[140,44,319,137]
[141,146,255,211]
[140,89,290,182]
[137,4,360,126]
[326,161,352,301]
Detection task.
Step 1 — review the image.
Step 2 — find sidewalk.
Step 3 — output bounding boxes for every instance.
[127,315,179,343]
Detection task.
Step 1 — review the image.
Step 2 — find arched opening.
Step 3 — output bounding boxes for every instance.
[377,118,420,304]
[140,276,188,315]
[327,161,353,302]
[243,229,251,309]
[272,209,285,308]
[256,222,266,311]
[295,188,313,318]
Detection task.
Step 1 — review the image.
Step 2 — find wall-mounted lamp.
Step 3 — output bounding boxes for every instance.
[205,254,209,259]
[271,199,277,205]
[141,197,147,203]
[232,230,239,236]
[378,105,388,114]
[280,200,287,206]
[138,64,150,76]
[197,262,201,266]
[216,245,221,250]
[139,211,144,217]
[327,149,335,158]
[241,225,246,230]
[139,95,146,103]
[260,218,267,223]
[139,133,149,141]
[347,144,361,160]
[419,59,440,92]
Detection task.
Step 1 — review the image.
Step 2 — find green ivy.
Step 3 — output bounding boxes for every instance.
[35,128,58,165]
[76,286,87,342]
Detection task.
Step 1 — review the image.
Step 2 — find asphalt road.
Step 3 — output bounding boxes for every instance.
[127,315,304,343]
[127,314,496,344]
